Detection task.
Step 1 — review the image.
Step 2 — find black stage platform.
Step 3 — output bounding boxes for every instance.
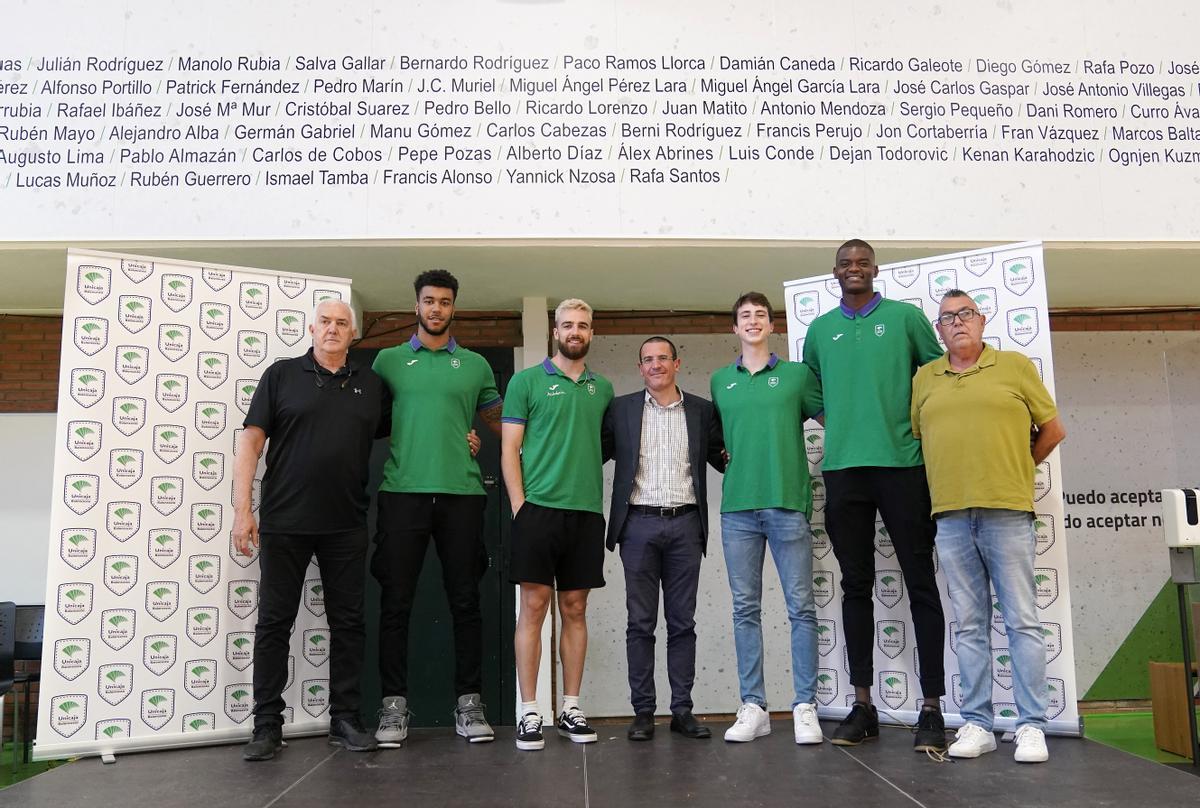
[4,720,1198,808]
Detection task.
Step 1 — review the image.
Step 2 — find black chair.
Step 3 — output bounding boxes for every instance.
[1,602,15,767]
[12,605,43,764]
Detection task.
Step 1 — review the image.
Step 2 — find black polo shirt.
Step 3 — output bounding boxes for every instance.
[244,348,391,534]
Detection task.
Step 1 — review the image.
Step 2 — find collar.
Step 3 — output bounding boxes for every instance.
[302,347,355,376]
[408,333,458,353]
[735,352,780,373]
[541,357,595,381]
[932,343,996,376]
[839,292,883,319]
[644,387,684,409]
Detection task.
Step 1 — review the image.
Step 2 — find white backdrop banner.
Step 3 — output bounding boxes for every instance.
[36,249,351,759]
[784,241,1079,735]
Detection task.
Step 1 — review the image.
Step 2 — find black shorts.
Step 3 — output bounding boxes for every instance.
[508,502,605,590]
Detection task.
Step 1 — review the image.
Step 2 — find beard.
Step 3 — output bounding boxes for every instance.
[418,311,451,336]
[559,338,590,360]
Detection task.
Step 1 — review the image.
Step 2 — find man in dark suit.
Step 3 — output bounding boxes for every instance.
[603,336,725,741]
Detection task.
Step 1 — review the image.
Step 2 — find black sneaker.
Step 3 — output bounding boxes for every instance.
[830,701,879,746]
[243,723,283,761]
[913,706,947,752]
[557,706,599,744]
[329,715,379,752]
[516,711,545,751]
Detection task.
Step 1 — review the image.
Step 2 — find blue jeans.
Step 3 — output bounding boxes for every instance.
[936,508,1047,730]
[720,509,818,708]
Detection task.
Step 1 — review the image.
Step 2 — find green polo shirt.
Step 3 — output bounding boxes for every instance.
[710,354,823,515]
[501,358,614,514]
[802,294,942,471]
[911,345,1058,515]
[373,334,501,495]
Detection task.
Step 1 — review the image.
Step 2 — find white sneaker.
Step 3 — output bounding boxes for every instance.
[947,722,997,758]
[1014,724,1049,763]
[724,703,771,742]
[792,703,823,745]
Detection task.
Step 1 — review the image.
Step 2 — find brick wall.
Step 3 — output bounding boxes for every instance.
[4,308,1200,412]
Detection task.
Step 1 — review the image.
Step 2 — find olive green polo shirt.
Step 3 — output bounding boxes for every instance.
[802,294,943,471]
[373,334,501,495]
[710,354,823,516]
[501,358,614,514]
[911,345,1058,515]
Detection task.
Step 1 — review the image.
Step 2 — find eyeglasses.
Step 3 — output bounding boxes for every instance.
[314,366,353,390]
[936,308,981,327]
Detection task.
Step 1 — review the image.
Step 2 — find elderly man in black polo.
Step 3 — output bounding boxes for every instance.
[232,298,390,761]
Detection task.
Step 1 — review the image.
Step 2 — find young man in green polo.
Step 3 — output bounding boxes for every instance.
[501,298,614,751]
[711,291,826,746]
[371,269,503,746]
[802,239,947,751]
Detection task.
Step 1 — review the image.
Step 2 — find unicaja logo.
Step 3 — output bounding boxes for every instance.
[73,316,109,356]
[69,368,105,408]
[225,684,254,723]
[1003,256,1035,295]
[302,679,331,717]
[156,373,189,412]
[114,345,148,384]
[1034,514,1055,555]
[1041,622,1063,662]
[152,426,186,465]
[815,669,838,705]
[189,554,221,594]
[183,712,216,733]
[1034,568,1060,608]
[874,523,894,558]
[876,620,906,659]
[121,258,153,283]
[276,310,305,346]
[67,420,102,461]
[811,525,831,559]
[160,273,193,313]
[143,634,178,675]
[97,663,134,706]
[927,268,959,303]
[965,253,994,277]
[228,579,259,619]
[57,582,94,625]
[235,380,258,415]
[967,288,998,321]
[226,632,254,671]
[199,302,231,340]
[103,554,138,596]
[140,688,175,730]
[108,447,146,490]
[877,671,909,710]
[106,501,141,541]
[303,629,331,666]
[148,528,182,569]
[1033,462,1051,502]
[278,275,306,298]
[157,323,192,362]
[100,609,136,650]
[112,397,147,437]
[812,570,834,608]
[118,295,152,333]
[190,503,222,542]
[993,648,1014,690]
[193,452,225,490]
[187,606,219,647]
[150,475,184,516]
[184,660,218,699]
[60,528,96,571]
[792,289,821,325]
[239,281,270,319]
[816,619,836,656]
[874,570,904,608]
[890,264,920,288]
[304,579,326,617]
[54,638,91,681]
[77,264,112,304]
[96,718,131,742]
[1006,307,1039,347]
[145,580,180,622]
[50,695,88,738]
[197,352,229,390]
[201,268,231,291]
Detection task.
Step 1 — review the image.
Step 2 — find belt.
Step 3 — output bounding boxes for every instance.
[629,504,698,518]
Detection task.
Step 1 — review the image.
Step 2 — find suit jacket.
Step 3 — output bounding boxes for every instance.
[602,389,725,553]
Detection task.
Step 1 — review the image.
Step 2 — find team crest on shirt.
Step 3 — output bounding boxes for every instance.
[767,376,779,388]
[875,324,885,337]
[587,382,596,396]
[450,357,461,369]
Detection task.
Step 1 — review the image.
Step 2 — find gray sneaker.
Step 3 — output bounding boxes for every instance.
[454,693,495,743]
[375,696,410,747]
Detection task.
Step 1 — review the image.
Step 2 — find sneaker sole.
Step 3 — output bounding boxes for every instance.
[242,748,279,761]
[329,737,378,752]
[515,738,545,751]
[557,729,598,743]
[456,728,496,744]
[830,733,878,747]
[794,733,824,745]
[948,746,995,758]
[376,740,405,749]
[914,744,948,753]
[724,727,771,743]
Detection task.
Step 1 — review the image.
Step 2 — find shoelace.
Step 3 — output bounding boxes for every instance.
[562,707,589,728]
[868,703,953,764]
[520,713,543,733]
[377,705,411,730]
[460,702,488,727]
[734,704,760,725]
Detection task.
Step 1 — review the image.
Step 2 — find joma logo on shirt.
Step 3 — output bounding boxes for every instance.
[546,383,566,397]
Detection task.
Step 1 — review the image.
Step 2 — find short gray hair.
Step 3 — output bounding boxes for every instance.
[312,298,357,331]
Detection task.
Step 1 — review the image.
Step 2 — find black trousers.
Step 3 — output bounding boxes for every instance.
[822,465,946,698]
[252,528,367,727]
[619,509,704,714]
[371,491,488,698]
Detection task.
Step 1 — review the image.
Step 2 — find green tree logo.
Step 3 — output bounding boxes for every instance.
[199,458,219,469]
[106,669,126,682]
[108,614,129,627]
[193,612,212,624]
[230,689,250,702]
[78,374,98,385]
[75,426,95,438]
[235,586,252,597]
[233,637,251,649]
[1008,263,1027,274]
[65,588,86,601]
[125,300,144,313]
[62,644,83,657]
[111,561,131,573]
[934,275,951,286]
[884,677,901,689]
[157,482,176,493]
[103,725,123,737]
[204,357,222,368]
[191,665,210,677]
[162,379,182,391]
[189,718,209,730]
[152,587,171,599]
[114,507,134,519]
[71,480,92,492]
[168,280,186,291]
[81,322,102,334]
[122,351,141,362]
[195,560,214,572]
[85,271,104,283]
[881,575,897,587]
[1012,313,1033,324]
[148,695,169,707]
[282,315,299,326]
[155,534,175,547]
[309,634,327,645]
[882,626,900,638]
[196,508,216,520]
[58,700,80,713]
[67,534,89,547]
[308,684,326,696]
[151,640,169,653]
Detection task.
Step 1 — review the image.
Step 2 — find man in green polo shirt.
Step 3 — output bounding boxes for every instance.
[501,298,614,751]
[802,239,948,751]
[711,291,826,746]
[371,269,503,747]
[912,289,1065,764]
